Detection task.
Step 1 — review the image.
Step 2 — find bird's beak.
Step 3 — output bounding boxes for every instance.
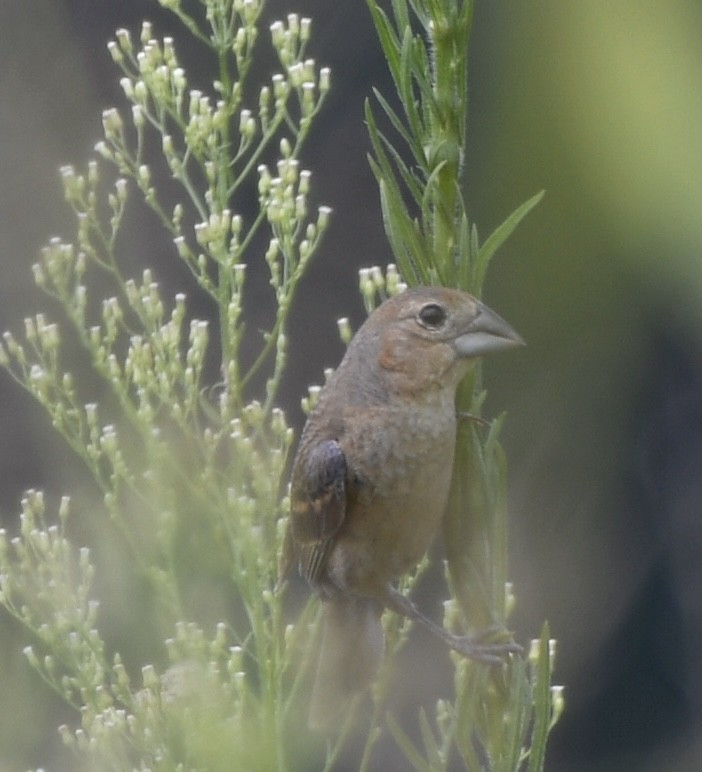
[454,301,525,358]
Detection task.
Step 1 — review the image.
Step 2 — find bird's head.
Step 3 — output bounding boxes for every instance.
[350,286,524,400]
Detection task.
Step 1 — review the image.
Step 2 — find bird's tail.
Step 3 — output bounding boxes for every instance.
[309,595,384,731]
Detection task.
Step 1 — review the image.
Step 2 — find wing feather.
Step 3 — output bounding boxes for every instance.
[290,439,347,586]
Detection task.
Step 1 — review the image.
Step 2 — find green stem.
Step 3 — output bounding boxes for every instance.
[427,3,472,284]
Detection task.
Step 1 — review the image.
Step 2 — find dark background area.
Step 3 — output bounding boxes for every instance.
[2,1,702,769]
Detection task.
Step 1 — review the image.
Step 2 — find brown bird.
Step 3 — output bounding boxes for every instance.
[285,286,524,728]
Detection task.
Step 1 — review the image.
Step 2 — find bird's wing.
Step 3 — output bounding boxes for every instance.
[290,438,347,586]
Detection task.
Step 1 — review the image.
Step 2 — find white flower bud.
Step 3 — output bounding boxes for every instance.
[101,108,123,138]
[115,28,132,54]
[319,67,331,93]
[132,104,145,128]
[270,20,284,47]
[120,77,134,99]
[337,317,352,345]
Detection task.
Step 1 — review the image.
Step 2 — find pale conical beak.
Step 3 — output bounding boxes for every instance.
[454,301,525,358]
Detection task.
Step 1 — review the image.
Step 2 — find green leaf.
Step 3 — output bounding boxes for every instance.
[456,211,472,289]
[398,30,428,144]
[474,189,545,294]
[410,41,440,133]
[418,708,443,770]
[372,88,426,173]
[470,223,480,276]
[378,130,425,209]
[406,0,430,29]
[366,99,432,283]
[376,175,431,285]
[365,1,403,90]
[366,98,399,182]
[499,657,531,772]
[417,169,452,285]
[386,711,432,772]
[368,95,410,164]
[460,0,476,36]
[453,662,488,768]
[527,622,553,772]
[391,0,412,35]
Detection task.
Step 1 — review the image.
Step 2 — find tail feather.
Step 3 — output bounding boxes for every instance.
[309,596,384,731]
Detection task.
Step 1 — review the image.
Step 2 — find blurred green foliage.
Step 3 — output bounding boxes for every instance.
[2,0,702,769]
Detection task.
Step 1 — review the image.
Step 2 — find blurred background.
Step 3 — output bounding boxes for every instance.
[2,1,702,769]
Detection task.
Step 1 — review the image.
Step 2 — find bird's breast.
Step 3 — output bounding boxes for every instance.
[327,398,458,593]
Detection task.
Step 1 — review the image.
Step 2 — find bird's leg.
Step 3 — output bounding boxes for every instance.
[456,410,490,428]
[382,586,523,665]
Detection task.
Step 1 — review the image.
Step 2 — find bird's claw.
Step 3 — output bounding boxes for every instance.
[448,635,524,665]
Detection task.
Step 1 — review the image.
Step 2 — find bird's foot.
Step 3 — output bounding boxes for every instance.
[446,633,523,665]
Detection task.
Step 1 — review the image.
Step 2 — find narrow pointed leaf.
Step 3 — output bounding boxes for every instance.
[365,1,403,90]
[375,174,431,284]
[391,0,412,34]
[457,211,472,290]
[386,711,432,772]
[474,190,545,293]
[367,103,425,227]
[453,663,488,767]
[377,129,425,208]
[372,88,427,175]
[499,657,531,772]
[366,99,399,183]
[418,708,443,770]
[527,622,553,772]
[399,31,427,142]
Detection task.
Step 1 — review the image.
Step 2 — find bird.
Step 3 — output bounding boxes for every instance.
[283,286,524,728]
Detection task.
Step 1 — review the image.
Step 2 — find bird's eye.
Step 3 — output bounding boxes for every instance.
[417,302,447,330]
